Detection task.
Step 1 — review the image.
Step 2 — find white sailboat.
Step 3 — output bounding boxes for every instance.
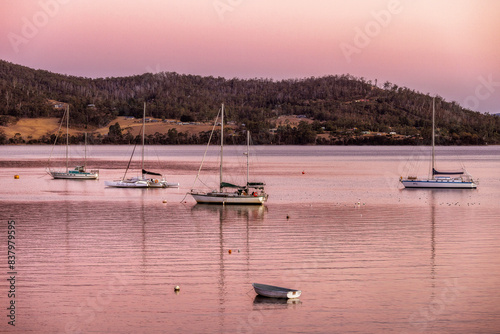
[48,105,99,180]
[104,103,179,188]
[189,104,268,204]
[400,98,477,189]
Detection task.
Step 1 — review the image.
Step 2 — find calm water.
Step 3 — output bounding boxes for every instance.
[0,145,499,333]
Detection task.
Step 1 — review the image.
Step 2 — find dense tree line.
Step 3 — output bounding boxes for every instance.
[0,59,499,145]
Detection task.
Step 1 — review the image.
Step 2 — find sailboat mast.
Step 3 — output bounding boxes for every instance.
[246,130,250,188]
[66,105,69,172]
[220,104,224,192]
[431,98,435,178]
[142,102,145,177]
[84,132,87,170]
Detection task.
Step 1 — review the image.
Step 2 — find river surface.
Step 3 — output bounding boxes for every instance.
[0,145,499,333]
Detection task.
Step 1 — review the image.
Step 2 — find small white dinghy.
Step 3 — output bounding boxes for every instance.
[252,283,301,299]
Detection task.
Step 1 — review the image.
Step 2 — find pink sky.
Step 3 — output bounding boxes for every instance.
[1,0,499,113]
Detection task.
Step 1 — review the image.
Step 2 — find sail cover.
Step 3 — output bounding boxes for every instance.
[432,168,464,175]
[221,182,266,189]
[247,182,266,189]
[142,169,162,176]
[220,182,244,189]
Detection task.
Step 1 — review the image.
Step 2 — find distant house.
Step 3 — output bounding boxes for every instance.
[389,131,397,135]
[87,104,96,108]
[47,99,67,109]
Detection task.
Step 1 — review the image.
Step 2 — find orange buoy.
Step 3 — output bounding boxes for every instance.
[302,171,305,174]
[228,249,232,254]
[14,175,19,179]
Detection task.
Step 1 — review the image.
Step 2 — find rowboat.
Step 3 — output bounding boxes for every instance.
[252,283,301,299]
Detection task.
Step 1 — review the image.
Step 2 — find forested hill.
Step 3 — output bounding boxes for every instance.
[1,59,499,145]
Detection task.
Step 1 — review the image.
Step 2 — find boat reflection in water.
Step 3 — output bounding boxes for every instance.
[253,295,302,307]
[191,203,268,221]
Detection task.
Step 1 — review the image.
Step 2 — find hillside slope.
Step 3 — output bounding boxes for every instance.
[1,59,499,145]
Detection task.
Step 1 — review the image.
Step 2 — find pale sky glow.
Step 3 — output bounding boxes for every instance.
[1,0,499,113]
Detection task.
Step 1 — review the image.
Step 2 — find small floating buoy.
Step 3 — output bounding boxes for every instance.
[302,171,305,174]
[174,285,180,292]
[14,175,19,179]
[238,249,240,253]
[286,215,290,219]
[228,249,232,254]
[162,200,167,203]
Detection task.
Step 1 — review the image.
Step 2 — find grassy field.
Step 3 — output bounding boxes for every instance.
[1,117,215,140]
[1,115,312,141]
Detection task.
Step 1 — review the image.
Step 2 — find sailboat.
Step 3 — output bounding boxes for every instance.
[400,98,477,189]
[189,104,268,204]
[48,105,99,180]
[104,103,179,188]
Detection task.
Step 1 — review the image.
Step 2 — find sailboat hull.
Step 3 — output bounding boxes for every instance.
[50,171,99,180]
[150,181,180,188]
[104,179,179,188]
[401,180,477,189]
[191,192,268,205]
[104,180,149,188]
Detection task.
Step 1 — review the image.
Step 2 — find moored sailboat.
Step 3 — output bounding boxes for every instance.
[48,105,99,180]
[104,103,179,188]
[189,104,268,204]
[400,98,477,189]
